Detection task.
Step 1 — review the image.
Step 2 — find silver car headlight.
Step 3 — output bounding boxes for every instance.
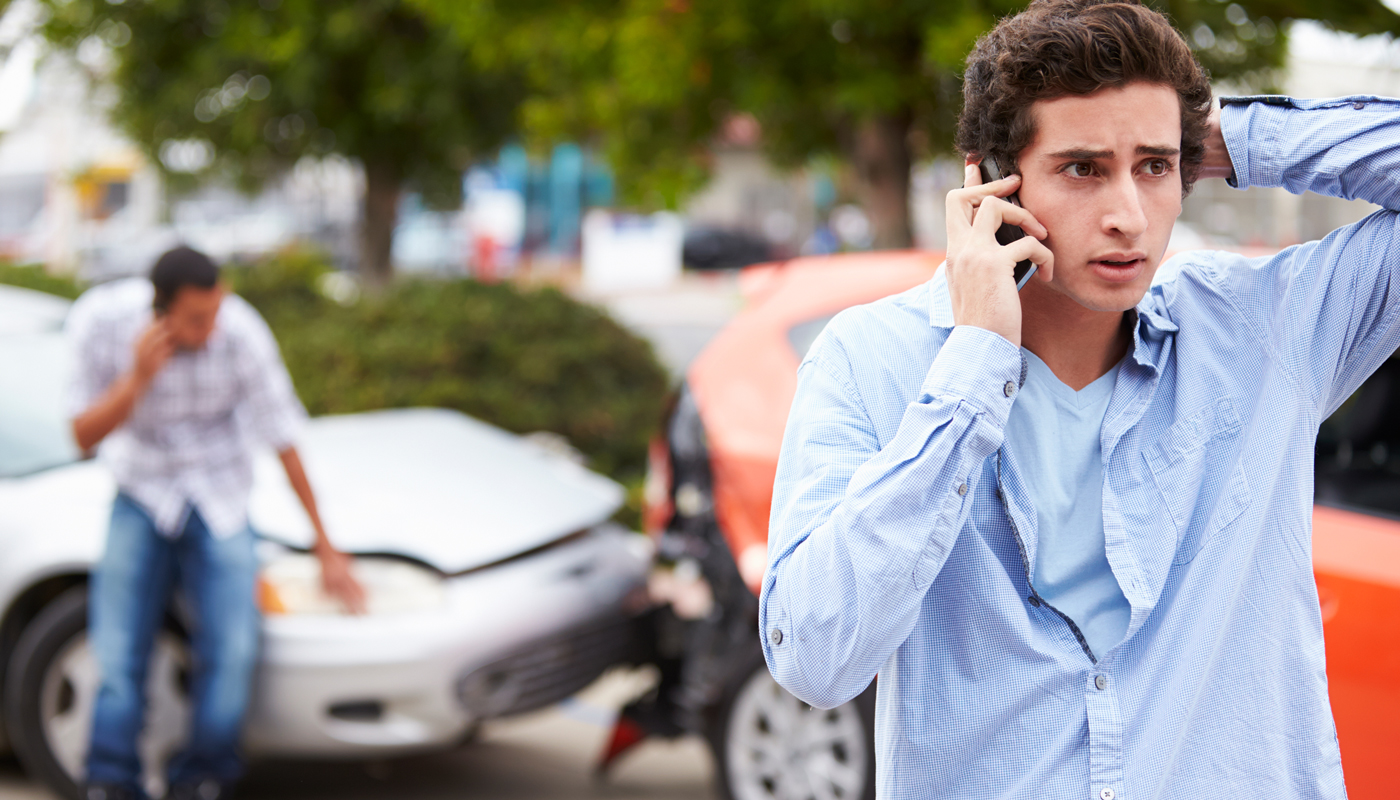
[258,553,447,616]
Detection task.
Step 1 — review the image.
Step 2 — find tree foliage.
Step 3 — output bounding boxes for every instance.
[417,0,1400,247]
[37,0,527,282]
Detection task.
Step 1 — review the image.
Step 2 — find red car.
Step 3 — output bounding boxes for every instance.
[622,251,1400,800]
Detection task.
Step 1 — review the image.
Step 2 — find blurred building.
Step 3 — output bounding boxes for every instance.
[0,30,364,278]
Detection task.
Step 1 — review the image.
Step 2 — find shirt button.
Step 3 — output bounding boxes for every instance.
[1004,380,1017,397]
[1100,788,1116,800]
[1028,595,1041,607]
[1353,101,1366,109]
[1094,674,1108,691]
[769,628,783,646]
[957,483,968,496]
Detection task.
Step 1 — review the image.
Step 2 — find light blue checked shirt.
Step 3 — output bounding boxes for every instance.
[762,95,1400,800]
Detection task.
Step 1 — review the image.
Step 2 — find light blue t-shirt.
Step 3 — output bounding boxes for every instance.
[1003,349,1131,658]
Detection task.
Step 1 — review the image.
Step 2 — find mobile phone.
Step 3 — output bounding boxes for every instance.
[975,156,1038,291]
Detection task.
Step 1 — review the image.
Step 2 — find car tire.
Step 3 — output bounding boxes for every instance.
[708,647,876,800]
[4,586,191,800]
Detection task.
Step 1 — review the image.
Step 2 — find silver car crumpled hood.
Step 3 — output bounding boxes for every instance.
[248,408,624,574]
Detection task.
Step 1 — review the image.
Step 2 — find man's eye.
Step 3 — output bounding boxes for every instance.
[1065,162,1094,178]
[1144,159,1170,176]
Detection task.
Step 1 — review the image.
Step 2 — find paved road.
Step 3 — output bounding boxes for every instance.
[0,670,716,800]
[586,270,743,377]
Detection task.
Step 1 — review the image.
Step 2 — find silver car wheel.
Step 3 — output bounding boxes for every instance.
[41,631,192,798]
[724,667,868,800]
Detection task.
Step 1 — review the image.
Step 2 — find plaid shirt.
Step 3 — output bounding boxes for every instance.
[66,278,305,538]
[762,95,1400,799]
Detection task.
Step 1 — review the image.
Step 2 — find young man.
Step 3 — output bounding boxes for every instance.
[69,247,366,800]
[762,0,1397,796]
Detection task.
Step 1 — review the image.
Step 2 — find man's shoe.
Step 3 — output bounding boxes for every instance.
[83,784,142,800]
[165,780,234,800]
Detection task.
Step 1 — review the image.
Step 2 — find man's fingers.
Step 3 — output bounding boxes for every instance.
[339,581,367,615]
[963,162,982,188]
[328,570,367,614]
[967,195,1048,240]
[1005,236,1055,282]
[317,550,369,614]
[995,204,1048,239]
[947,173,1022,231]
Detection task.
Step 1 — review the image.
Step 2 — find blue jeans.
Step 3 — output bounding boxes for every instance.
[86,494,259,794]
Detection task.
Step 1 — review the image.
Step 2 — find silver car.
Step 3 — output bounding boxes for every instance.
[0,285,652,799]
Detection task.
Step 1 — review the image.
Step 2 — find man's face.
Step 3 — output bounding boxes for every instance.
[1015,81,1183,313]
[162,283,225,349]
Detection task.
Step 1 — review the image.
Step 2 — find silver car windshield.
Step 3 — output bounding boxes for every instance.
[0,334,81,477]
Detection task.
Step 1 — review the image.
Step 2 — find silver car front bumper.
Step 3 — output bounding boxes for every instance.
[243,524,652,757]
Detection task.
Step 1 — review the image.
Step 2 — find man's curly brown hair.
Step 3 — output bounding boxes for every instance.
[956,0,1213,194]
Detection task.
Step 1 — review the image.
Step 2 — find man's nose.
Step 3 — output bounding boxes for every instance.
[1102,174,1148,239]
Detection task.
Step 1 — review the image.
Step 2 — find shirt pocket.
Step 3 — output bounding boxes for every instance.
[1144,398,1253,565]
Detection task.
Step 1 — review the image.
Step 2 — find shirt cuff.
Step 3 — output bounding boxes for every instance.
[920,325,1025,431]
[1218,96,1288,190]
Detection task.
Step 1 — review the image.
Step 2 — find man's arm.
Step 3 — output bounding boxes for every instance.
[227,298,367,614]
[278,447,367,614]
[761,324,1021,709]
[1211,96,1400,415]
[72,322,173,451]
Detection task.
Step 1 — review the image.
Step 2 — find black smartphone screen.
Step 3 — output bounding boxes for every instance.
[974,157,1037,291]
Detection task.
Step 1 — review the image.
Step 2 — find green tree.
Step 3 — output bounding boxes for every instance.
[38,0,526,285]
[419,0,1400,250]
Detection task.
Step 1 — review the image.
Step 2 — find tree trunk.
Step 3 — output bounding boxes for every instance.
[360,160,402,289]
[849,114,914,249]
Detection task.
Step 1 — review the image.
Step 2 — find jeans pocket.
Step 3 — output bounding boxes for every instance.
[1144,399,1253,565]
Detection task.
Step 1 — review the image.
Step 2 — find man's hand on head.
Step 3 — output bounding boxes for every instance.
[133,320,175,384]
[1196,103,1234,182]
[944,161,1054,348]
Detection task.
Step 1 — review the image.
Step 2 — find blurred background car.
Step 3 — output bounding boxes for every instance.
[628,250,1400,800]
[0,284,653,800]
[682,227,776,272]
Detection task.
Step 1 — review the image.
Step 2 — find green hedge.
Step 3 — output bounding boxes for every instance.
[229,250,669,484]
[0,262,85,299]
[3,253,670,523]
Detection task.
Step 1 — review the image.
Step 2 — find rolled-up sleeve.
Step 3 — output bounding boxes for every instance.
[760,323,1022,708]
[1215,96,1400,415]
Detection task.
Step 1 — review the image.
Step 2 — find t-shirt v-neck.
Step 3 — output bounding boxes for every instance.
[1002,349,1131,658]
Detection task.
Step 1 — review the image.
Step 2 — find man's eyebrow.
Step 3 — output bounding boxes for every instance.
[1046,148,1112,160]
[1044,146,1181,160]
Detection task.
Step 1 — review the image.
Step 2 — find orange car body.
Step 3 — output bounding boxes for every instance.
[675,251,1400,797]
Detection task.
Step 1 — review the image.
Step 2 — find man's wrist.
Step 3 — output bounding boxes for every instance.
[126,367,157,395]
[1196,104,1235,182]
[921,325,1025,431]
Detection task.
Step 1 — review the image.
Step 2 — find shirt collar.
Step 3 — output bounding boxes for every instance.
[925,264,1178,367]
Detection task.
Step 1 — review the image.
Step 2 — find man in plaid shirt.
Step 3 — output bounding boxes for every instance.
[68,246,364,800]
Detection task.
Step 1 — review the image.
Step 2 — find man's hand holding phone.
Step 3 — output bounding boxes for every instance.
[132,320,176,385]
[945,160,1053,348]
